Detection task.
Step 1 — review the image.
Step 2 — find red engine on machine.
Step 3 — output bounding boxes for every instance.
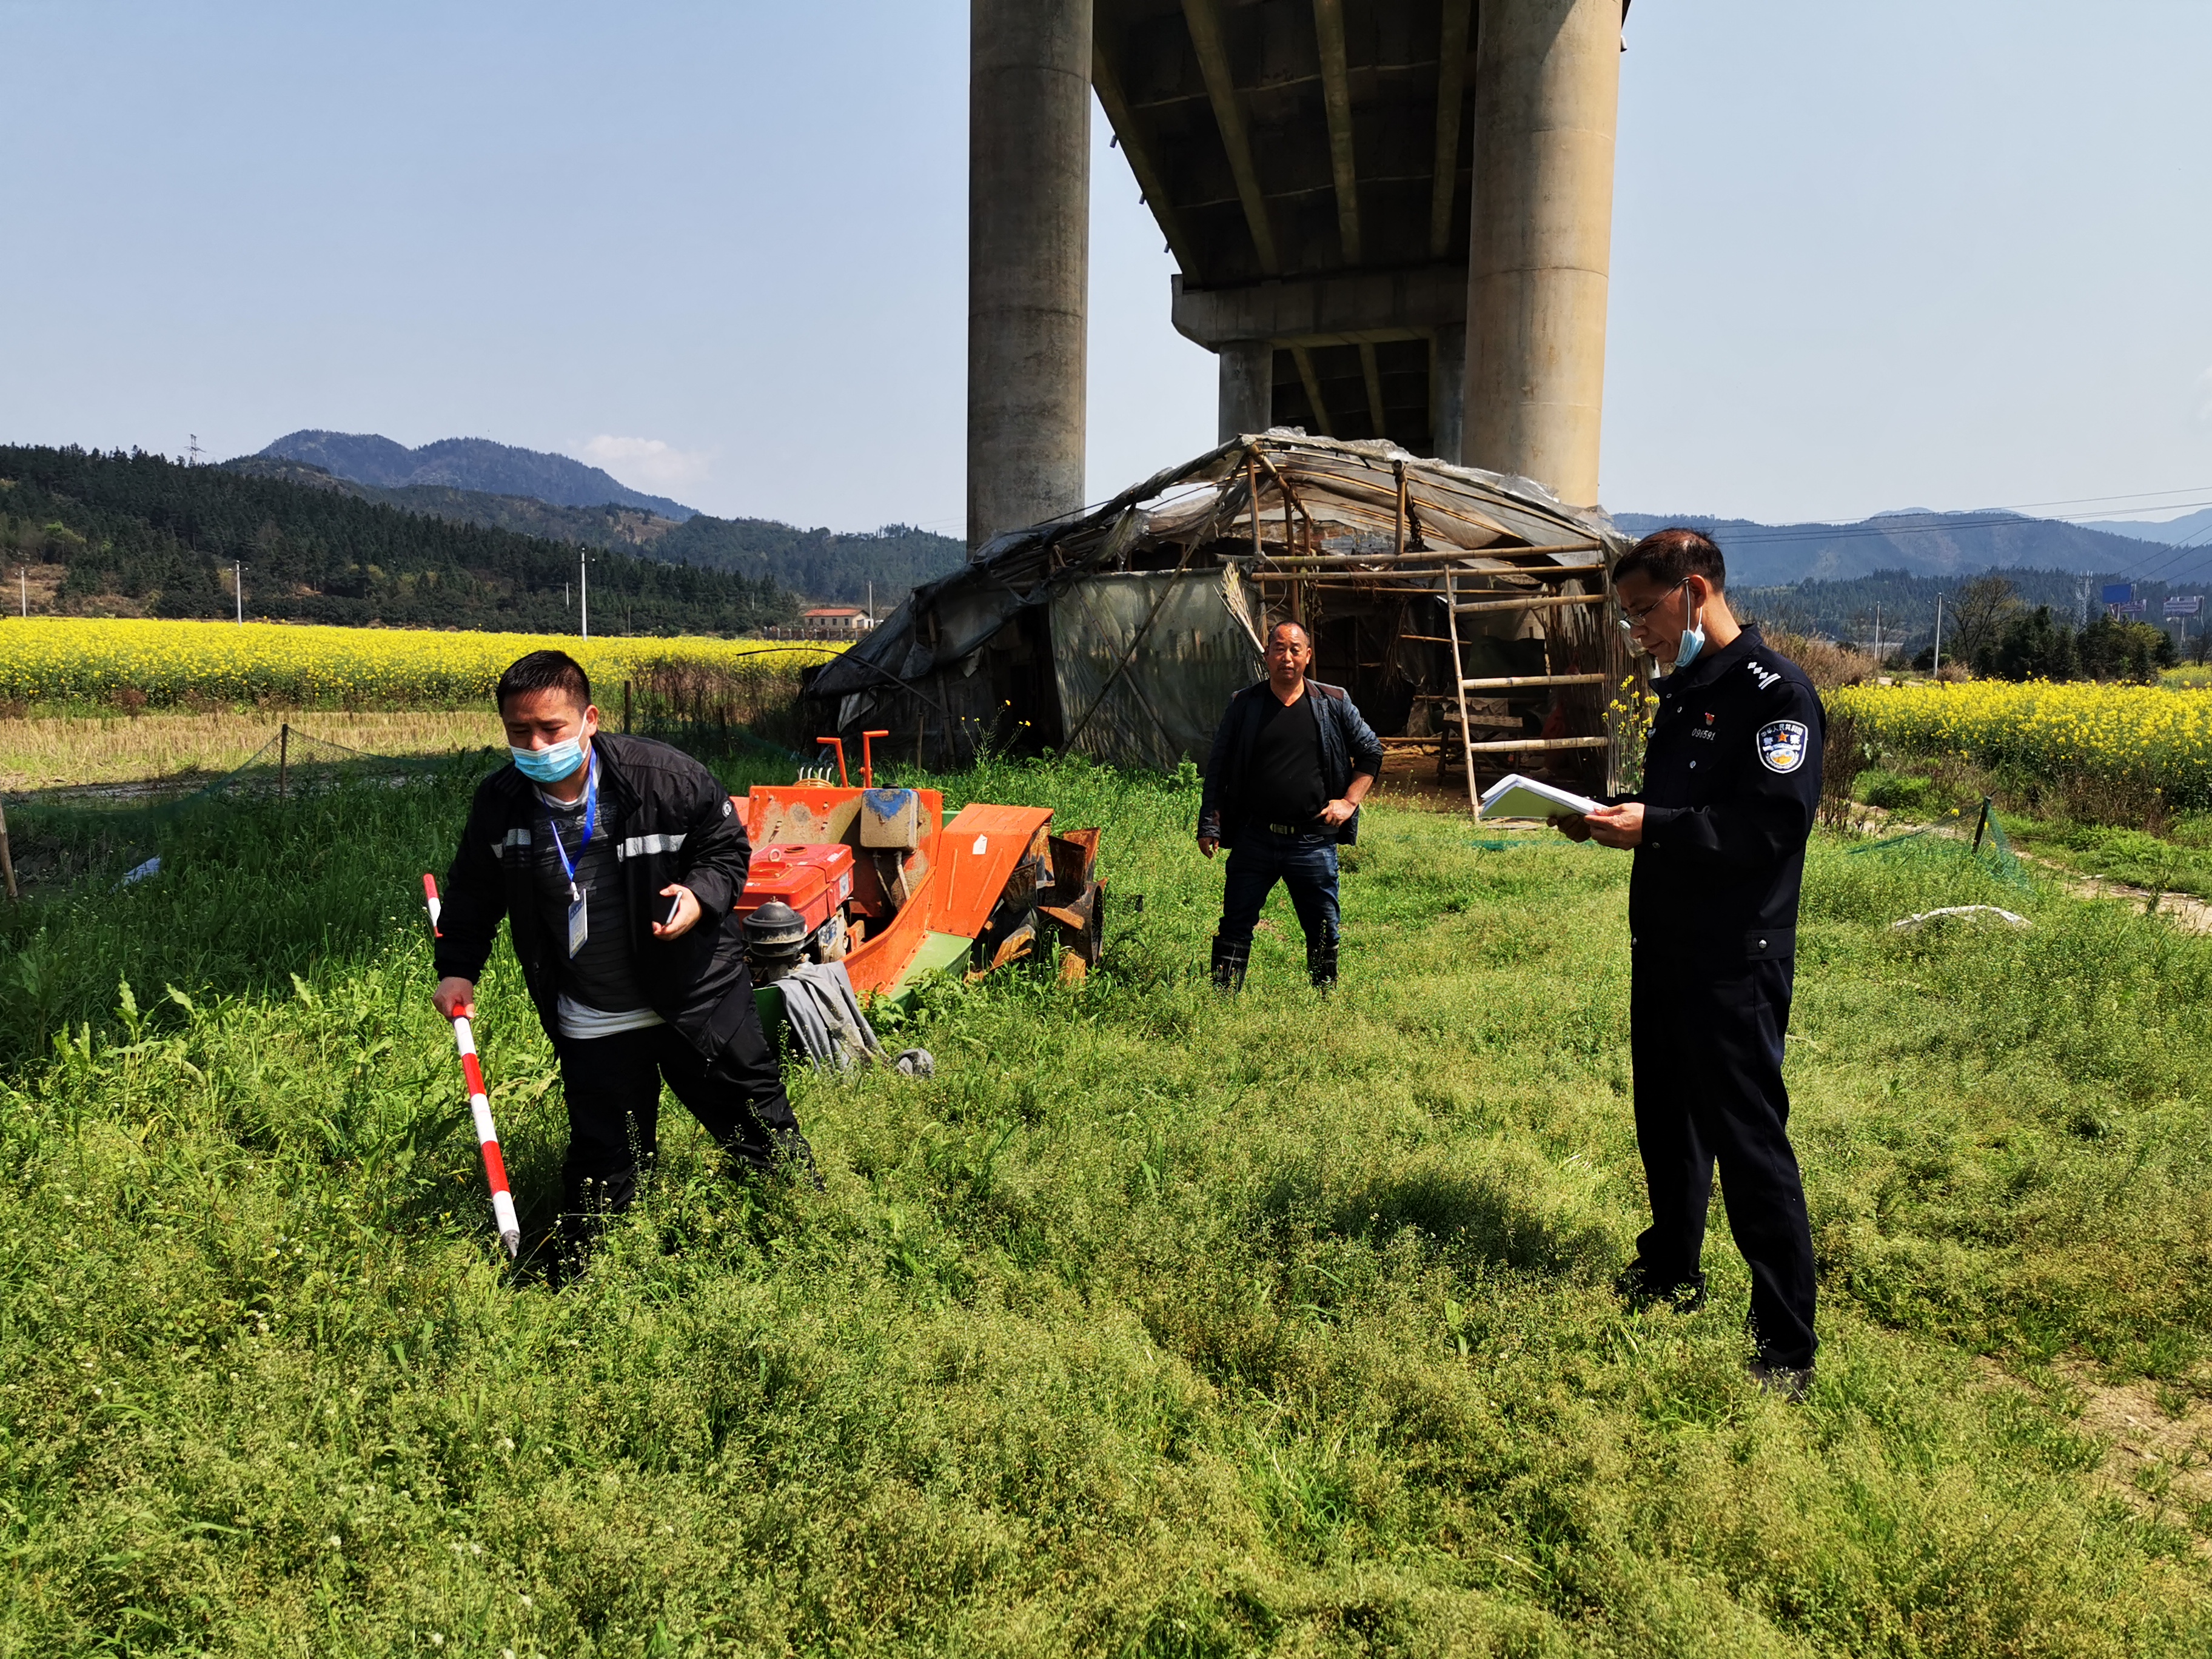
[736,843,857,962]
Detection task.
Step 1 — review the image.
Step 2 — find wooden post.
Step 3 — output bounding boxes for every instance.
[0,802,16,900]
[1246,454,1262,558]
[278,723,289,800]
[623,679,632,734]
[1393,458,1407,556]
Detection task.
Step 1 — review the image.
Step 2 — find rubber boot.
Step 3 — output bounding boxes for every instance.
[1210,936,1249,993]
[1307,926,1339,991]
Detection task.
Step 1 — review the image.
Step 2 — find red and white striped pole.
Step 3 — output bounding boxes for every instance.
[423,874,521,1258]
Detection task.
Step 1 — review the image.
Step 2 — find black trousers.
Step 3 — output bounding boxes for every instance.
[1629,951,1818,1369]
[551,1018,809,1224]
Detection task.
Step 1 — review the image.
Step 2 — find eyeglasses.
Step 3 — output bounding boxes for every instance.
[1617,578,1689,634]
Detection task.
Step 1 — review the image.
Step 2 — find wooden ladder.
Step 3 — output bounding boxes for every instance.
[1442,563,1612,816]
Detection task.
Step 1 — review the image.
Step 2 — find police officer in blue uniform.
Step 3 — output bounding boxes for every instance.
[1553,528,1824,1397]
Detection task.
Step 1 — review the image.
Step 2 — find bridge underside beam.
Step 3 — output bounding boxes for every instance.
[1088,0,1623,495]
[1173,263,1463,452]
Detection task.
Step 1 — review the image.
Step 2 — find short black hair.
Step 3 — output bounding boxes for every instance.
[494,649,592,713]
[1615,527,1726,593]
[1267,618,1312,648]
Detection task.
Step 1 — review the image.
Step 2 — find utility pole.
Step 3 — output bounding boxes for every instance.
[188,434,203,466]
[866,580,874,629]
[2079,574,2091,628]
[1932,593,1944,677]
[1872,605,1883,665]
[579,550,589,640]
[18,567,25,618]
[235,560,244,625]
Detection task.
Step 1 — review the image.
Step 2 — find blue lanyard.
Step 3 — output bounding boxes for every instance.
[544,755,598,896]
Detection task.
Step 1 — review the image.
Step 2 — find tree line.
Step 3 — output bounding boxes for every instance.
[229,457,969,610]
[0,446,799,635]
[1909,574,2185,683]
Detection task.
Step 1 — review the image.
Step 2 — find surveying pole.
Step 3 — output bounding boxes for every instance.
[579,549,589,640]
[421,874,521,1258]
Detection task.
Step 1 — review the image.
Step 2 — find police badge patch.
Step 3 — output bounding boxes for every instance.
[1756,720,1810,774]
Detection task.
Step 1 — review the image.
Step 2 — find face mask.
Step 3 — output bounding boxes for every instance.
[1663,587,1707,675]
[511,736,586,783]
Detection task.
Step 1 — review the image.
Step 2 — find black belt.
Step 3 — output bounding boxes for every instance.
[1264,821,1324,837]
[1630,926,1796,961]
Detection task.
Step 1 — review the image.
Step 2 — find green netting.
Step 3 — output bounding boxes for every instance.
[1845,797,2031,890]
[5,729,492,839]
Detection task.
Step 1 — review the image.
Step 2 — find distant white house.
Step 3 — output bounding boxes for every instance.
[763,604,877,641]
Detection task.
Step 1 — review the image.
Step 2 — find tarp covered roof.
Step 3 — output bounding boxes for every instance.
[813,432,1626,706]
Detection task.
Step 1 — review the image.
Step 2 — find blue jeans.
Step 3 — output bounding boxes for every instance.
[1219,831,1340,951]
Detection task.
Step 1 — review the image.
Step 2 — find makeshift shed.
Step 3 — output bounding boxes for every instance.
[808,433,1643,805]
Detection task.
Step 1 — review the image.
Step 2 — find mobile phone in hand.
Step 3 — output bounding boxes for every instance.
[658,891,685,930]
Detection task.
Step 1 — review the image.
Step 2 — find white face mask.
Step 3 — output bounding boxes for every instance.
[1659,585,1706,675]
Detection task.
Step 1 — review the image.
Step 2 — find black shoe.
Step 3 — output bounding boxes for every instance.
[1615,1261,1706,1314]
[1749,1358,1814,1401]
[1306,930,1339,991]
[1209,936,1249,993]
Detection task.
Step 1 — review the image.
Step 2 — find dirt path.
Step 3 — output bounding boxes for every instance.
[1842,803,2212,934]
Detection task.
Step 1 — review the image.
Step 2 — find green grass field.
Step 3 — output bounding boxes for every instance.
[2,755,2209,1655]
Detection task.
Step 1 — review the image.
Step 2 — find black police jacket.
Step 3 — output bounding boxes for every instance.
[432,734,762,1058]
[1198,678,1386,848]
[1622,626,1823,961]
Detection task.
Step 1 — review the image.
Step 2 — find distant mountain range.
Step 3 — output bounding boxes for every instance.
[2079,507,2212,546]
[232,435,966,606]
[1609,506,2212,651]
[256,431,699,520]
[241,431,2212,620]
[1612,508,2211,587]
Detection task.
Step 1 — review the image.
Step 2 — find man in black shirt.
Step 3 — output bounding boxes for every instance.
[433,651,813,1252]
[1197,622,1384,990]
[1552,528,1824,1398]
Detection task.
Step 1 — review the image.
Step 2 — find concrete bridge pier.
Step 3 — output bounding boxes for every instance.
[1464,0,1622,508]
[968,0,1093,551]
[1216,341,1273,444]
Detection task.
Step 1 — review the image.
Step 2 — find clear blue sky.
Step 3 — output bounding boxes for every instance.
[4,1,2208,534]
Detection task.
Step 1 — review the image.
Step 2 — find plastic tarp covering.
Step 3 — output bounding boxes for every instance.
[1052,569,1264,771]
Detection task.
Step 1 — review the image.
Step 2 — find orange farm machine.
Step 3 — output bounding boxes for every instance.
[731,735,1104,1024]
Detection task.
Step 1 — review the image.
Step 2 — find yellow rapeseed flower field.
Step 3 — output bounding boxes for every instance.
[1831,679,2212,808]
[0,617,843,709]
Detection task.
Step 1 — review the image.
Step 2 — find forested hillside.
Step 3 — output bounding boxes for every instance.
[646,515,965,605]
[256,430,695,519]
[1736,566,2210,658]
[229,456,967,606]
[0,446,796,635]
[227,457,680,552]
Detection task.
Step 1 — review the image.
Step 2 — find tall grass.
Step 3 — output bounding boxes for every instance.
[1,754,2207,1652]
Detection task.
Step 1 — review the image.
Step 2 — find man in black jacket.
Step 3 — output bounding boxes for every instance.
[1553,528,1823,1398]
[433,651,811,1245]
[1196,620,1384,990]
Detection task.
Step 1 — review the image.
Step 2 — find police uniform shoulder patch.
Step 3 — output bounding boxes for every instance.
[1757,719,1810,774]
